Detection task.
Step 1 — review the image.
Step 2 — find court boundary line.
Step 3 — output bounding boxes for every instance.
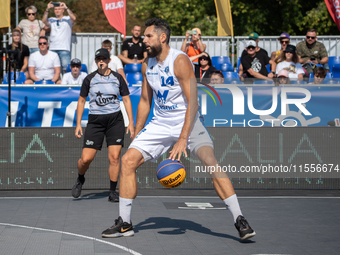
[0,223,142,255]
[0,196,339,199]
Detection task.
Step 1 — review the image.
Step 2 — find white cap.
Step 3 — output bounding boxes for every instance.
[246,40,257,48]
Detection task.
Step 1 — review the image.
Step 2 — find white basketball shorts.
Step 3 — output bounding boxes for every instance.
[130,115,213,162]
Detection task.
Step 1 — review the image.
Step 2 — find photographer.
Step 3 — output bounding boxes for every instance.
[181,28,206,64]
[42,1,76,74]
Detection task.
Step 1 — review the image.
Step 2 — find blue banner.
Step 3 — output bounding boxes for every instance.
[198,85,340,127]
[0,85,339,127]
[0,86,152,127]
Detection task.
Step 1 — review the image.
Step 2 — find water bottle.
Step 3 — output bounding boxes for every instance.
[134,54,138,63]
[42,79,47,85]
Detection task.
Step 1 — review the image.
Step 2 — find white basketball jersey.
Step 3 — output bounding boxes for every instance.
[146,48,190,125]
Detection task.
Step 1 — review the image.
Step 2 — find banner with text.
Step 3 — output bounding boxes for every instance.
[0,86,339,127]
[325,0,340,31]
[101,0,126,37]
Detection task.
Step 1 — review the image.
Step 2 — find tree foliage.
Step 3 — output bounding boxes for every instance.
[131,0,339,36]
[130,0,217,36]
[1,0,339,36]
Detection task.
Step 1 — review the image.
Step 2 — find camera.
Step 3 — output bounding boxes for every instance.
[52,2,60,7]
[188,30,197,35]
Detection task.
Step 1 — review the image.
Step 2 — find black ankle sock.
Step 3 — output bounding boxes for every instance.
[110,180,117,191]
[78,174,85,184]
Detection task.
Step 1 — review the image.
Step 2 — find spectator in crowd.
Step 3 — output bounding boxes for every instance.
[239,32,273,77]
[61,58,87,85]
[42,1,76,74]
[271,33,290,71]
[210,70,225,84]
[118,25,147,64]
[276,69,291,85]
[181,28,206,64]
[6,29,30,76]
[193,52,216,82]
[25,36,61,84]
[15,5,45,54]
[275,44,304,81]
[310,66,327,84]
[240,40,274,83]
[296,29,329,73]
[91,40,127,83]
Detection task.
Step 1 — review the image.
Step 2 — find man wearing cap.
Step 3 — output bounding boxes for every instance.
[72,48,134,203]
[61,58,87,85]
[240,40,274,83]
[239,32,273,78]
[296,29,329,70]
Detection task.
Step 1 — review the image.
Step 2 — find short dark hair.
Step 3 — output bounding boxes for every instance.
[101,39,112,48]
[313,66,327,78]
[210,70,224,78]
[145,18,171,44]
[307,29,316,34]
[39,36,48,42]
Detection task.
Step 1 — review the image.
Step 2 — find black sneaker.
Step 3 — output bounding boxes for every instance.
[102,216,134,238]
[234,215,256,240]
[108,191,119,202]
[71,177,84,198]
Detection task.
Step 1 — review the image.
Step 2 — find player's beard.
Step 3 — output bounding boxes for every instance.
[147,42,162,58]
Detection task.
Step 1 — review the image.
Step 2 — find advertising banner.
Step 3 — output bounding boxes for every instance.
[198,85,340,127]
[0,85,339,127]
[325,0,340,31]
[101,0,126,37]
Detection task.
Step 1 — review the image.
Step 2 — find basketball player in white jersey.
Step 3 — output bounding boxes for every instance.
[101,18,256,241]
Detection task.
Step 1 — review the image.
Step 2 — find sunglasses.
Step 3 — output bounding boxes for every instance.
[199,57,209,61]
[71,65,81,68]
[307,36,316,39]
[247,46,255,50]
[27,13,36,16]
[280,40,289,44]
[39,42,47,45]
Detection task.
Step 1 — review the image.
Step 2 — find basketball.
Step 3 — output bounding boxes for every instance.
[156,159,186,188]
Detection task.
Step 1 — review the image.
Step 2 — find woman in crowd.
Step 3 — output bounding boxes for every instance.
[275,44,304,81]
[181,28,206,64]
[193,52,216,82]
[16,5,45,54]
[6,29,30,77]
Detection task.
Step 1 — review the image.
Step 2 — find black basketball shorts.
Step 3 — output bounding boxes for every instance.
[83,111,125,150]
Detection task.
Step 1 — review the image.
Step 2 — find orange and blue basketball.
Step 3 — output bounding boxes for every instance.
[156,159,186,188]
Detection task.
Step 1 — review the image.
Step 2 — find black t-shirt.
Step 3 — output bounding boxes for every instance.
[194,65,217,81]
[241,50,270,78]
[6,43,30,70]
[121,37,147,60]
